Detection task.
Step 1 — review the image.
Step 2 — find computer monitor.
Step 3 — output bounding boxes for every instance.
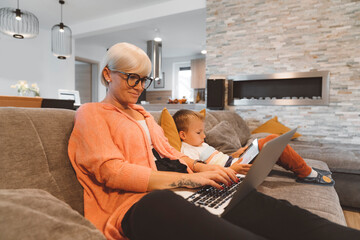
[58,89,81,106]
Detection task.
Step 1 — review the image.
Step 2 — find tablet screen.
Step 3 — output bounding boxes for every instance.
[239,139,259,164]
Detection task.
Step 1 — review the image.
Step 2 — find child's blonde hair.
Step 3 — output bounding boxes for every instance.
[173,109,205,132]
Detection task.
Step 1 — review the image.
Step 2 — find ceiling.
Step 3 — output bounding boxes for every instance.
[0,0,206,58]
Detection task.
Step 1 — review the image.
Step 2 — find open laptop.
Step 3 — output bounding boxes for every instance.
[173,128,297,217]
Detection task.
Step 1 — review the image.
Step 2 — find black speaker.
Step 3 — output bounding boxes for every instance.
[206,79,225,110]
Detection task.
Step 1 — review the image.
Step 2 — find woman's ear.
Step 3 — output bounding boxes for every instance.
[179,131,186,141]
[103,67,112,83]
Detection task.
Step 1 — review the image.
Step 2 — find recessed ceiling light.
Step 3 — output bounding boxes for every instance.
[154,37,162,42]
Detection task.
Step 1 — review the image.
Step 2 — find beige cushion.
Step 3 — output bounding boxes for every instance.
[0,107,83,215]
[206,111,251,146]
[0,189,105,240]
[259,159,346,226]
[205,121,242,154]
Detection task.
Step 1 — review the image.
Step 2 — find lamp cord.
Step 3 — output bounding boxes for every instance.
[61,3,63,23]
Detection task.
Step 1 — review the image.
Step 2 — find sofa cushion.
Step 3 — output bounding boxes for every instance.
[0,189,105,240]
[252,116,302,139]
[204,112,220,132]
[0,108,84,215]
[289,140,360,209]
[206,111,251,146]
[205,121,242,154]
[160,108,182,151]
[259,159,346,226]
[289,141,360,175]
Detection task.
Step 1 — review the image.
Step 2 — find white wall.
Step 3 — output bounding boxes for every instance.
[0,28,75,98]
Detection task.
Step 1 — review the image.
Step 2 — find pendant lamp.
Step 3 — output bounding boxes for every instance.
[0,0,39,39]
[51,0,72,60]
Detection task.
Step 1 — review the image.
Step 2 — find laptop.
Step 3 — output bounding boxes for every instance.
[173,128,297,217]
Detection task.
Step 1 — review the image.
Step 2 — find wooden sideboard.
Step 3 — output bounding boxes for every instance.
[0,96,75,110]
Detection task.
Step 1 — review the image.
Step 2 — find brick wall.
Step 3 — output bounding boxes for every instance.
[206,0,360,144]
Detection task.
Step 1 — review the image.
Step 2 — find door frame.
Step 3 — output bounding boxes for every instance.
[75,56,100,102]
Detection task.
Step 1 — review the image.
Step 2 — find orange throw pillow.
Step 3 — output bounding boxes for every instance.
[251,116,301,139]
[160,108,182,151]
[199,108,206,117]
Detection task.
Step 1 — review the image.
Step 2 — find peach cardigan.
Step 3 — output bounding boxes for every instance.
[68,103,188,240]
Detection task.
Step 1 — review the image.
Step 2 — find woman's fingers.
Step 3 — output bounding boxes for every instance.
[223,167,238,183]
[209,171,230,185]
[213,166,237,185]
[187,172,224,189]
[206,179,223,189]
[208,169,238,186]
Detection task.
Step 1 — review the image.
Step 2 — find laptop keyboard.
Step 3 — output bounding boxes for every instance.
[186,176,244,209]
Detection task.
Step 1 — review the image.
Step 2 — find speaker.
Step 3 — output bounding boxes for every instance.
[206,79,225,110]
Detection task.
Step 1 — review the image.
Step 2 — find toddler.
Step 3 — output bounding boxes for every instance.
[173,109,334,186]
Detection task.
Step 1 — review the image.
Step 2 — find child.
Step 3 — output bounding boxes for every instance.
[173,109,334,186]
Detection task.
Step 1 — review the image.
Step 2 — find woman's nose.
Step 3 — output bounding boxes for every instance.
[134,81,143,91]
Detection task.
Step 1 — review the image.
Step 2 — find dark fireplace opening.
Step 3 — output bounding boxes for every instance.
[228,71,329,106]
[233,77,322,99]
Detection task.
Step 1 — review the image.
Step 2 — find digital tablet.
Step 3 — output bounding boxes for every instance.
[239,138,259,164]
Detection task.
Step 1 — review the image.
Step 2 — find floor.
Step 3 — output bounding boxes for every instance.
[343,210,360,230]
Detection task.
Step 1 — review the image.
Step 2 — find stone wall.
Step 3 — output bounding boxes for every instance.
[206,0,360,144]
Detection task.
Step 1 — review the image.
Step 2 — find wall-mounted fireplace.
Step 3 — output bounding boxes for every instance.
[227,71,330,106]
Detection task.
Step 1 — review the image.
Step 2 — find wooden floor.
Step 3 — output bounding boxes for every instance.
[343,210,360,230]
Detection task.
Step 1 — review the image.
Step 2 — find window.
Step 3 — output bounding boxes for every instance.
[173,63,194,102]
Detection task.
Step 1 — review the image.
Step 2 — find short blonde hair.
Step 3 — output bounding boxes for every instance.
[100,42,152,87]
[173,109,205,132]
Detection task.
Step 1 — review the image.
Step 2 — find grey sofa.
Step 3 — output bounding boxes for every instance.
[0,107,354,239]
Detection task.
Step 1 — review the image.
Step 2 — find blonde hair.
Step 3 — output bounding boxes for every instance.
[100,42,152,87]
[173,109,205,132]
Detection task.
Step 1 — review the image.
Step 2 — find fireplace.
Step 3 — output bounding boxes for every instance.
[227,71,330,106]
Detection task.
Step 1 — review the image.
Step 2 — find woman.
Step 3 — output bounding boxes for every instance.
[68,42,360,240]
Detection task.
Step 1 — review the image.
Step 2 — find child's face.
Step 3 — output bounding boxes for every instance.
[180,117,206,147]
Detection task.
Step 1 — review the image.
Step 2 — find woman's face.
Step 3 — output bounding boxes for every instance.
[107,69,145,106]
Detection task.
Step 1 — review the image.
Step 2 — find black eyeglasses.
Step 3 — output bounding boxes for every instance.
[109,68,153,90]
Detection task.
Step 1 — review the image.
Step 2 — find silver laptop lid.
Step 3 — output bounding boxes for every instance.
[223,128,297,215]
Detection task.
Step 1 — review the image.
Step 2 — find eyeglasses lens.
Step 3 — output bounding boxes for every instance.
[127,74,152,89]
[142,78,152,89]
[127,74,139,87]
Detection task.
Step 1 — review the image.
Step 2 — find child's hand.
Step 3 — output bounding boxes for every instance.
[231,146,249,158]
[230,158,252,175]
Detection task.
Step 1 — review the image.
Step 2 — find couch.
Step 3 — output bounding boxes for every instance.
[0,107,354,239]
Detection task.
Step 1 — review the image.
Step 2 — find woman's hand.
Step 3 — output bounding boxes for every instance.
[172,171,239,190]
[180,156,238,184]
[147,169,239,191]
[231,146,248,158]
[194,163,238,185]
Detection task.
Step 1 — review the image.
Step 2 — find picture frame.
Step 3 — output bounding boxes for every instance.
[58,89,81,106]
[154,72,165,88]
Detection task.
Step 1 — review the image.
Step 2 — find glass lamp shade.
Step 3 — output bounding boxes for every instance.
[51,23,72,59]
[0,7,39,39]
